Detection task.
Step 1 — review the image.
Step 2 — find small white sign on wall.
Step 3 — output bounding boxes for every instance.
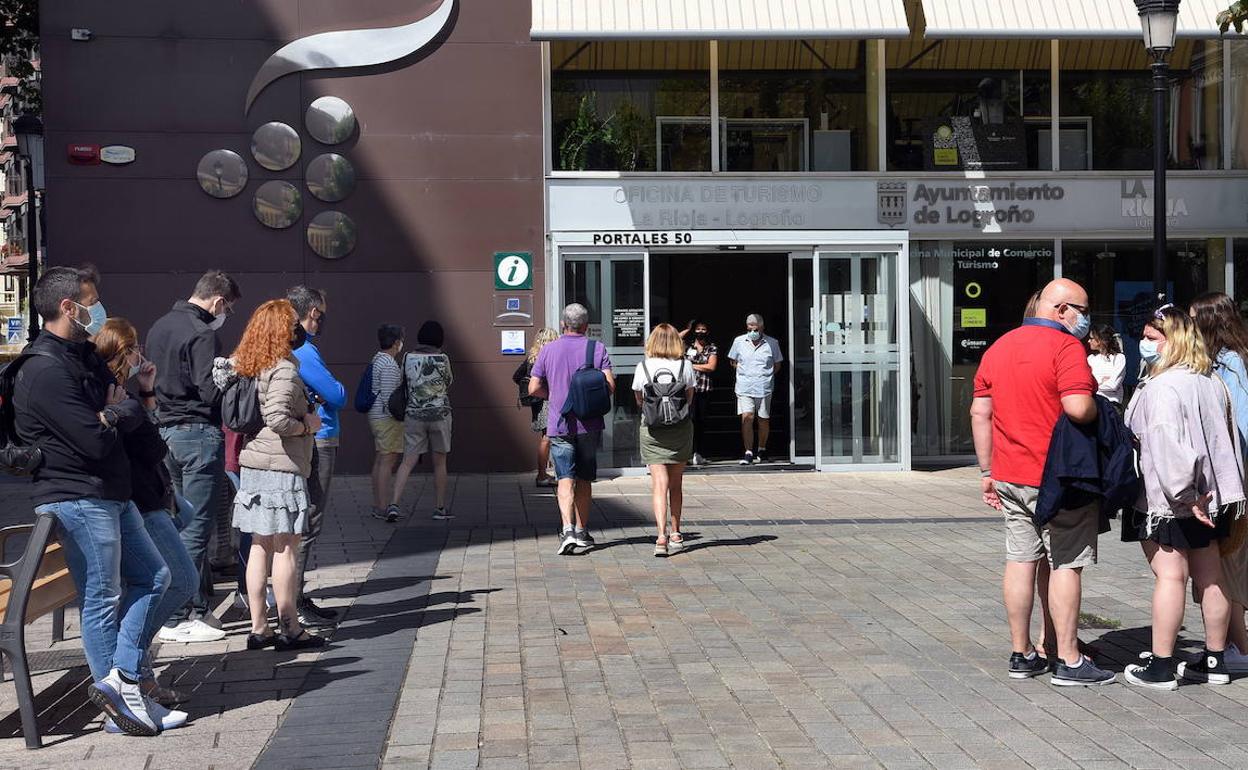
[501,329,525,356]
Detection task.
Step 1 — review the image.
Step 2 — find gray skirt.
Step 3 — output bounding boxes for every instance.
[232,467,309,536]
[640,421,694,465]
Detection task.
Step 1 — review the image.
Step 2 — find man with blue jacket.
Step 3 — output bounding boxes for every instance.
[289,285,345,629]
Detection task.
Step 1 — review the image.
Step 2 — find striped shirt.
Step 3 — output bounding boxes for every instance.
[368,351,403,421]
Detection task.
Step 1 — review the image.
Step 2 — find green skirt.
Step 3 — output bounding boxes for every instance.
[639,421,693,465]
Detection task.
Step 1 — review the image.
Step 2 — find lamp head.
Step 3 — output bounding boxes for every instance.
[1134,0,1181,57]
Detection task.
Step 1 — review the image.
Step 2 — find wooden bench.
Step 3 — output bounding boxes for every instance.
[0,513,73,749]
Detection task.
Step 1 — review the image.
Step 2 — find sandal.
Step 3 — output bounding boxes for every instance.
[667,532,684,553]
[246,631,277,650]
[275,629,327,651]
[654,538,668,557]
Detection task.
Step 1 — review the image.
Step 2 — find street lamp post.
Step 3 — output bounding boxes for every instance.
[1134,0,1180,303]
[13,114,43,342]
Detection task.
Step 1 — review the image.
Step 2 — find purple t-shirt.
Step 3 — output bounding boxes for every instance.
[531,334,612,437]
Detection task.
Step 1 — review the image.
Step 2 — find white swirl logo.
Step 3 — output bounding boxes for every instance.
[245,0,456,113]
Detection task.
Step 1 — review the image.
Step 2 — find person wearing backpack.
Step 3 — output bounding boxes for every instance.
[391,321,454,521]
[528,304,615,555]
[12,266,172,736]
[633,324,697,556]
[514,327,559,488]
[366,324,405,521]
[227,300,325,652]
[146,269,240,644]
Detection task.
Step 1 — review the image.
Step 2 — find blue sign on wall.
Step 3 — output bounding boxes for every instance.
[6,317,23,344]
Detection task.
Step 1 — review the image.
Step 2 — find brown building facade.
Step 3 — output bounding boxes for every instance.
[40,0,545,472]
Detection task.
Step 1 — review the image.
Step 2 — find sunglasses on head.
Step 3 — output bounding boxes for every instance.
[1153,303,1176,319]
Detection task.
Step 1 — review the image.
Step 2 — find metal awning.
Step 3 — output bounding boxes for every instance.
[919,0,1235,38]
[530,0,910,40]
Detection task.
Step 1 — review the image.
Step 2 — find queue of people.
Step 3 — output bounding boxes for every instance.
[974,279,1248,690]
[2,265,457,736]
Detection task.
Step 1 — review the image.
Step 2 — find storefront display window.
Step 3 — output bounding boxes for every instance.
[1234,240,1248,313]
[719,40,870,172]
[886,39,1051,172]
[909,240,1054,458]
[1063,239,1218,392]
[551,41,711,172]
[1060,40,1224,171]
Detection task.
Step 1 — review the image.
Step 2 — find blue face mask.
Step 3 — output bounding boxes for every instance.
[74,300,108,336]
[1067,311,1091,340]
[747,330,761,342]
[1139,338,1161,364]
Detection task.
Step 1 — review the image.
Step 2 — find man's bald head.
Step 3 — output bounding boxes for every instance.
[1035,279,1089,323]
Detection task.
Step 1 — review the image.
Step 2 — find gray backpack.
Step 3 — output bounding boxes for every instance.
[639,360,690,428]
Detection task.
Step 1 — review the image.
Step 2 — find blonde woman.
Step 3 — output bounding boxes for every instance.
[1123,305,1245,690]
[514,328,560,487]
[633,324,697,556]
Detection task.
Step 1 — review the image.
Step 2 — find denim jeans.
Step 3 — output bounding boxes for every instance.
[138,508,197,665]
[160,423,225,622]
[37,499,170,681]
[298,442,335,601]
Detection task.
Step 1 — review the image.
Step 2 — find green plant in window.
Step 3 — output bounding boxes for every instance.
[603,100,650,172]
[558,93,603,171]
[1071,79,1152,168]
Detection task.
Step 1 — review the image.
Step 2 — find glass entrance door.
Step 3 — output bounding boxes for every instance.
[812,250,909,469]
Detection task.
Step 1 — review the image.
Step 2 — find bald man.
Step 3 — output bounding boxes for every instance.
[970,278,1115,687]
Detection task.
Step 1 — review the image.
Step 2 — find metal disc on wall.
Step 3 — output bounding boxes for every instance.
[305,96,356,145]
[251,122,301,171]
[253,181,302,229]
[307,211,357,259]
[196,149,248,198]
[305,153,356,203]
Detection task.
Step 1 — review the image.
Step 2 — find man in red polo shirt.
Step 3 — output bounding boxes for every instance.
[971,278,1115,687]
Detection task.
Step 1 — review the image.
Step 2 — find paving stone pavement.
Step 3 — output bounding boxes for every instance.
[2,470,1248,768]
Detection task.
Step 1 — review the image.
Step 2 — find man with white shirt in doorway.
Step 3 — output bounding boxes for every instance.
[728,313,783,465]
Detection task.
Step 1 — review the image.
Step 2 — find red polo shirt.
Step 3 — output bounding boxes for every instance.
[972,319,1096,487]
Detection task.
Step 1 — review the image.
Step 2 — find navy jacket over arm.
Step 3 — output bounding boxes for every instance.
[1035,395,1140,527]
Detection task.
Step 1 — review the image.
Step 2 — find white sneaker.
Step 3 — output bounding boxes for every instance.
[158,619,226,643]
[692,453,706,467]
[89,669,160,736]
[104,698,188,733]
[1225,644,1248,674]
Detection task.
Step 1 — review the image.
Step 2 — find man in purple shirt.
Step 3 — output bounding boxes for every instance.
[529,303,615,555]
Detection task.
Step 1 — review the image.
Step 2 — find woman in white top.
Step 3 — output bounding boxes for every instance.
[633,324,697,556]
[1086,324,1126,404]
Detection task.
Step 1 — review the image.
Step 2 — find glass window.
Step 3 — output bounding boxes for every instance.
[887,39,1051,171]
[1060,40,1224,170]
[1235,239,1248,310]
[1232,42,1248,169]
[550,41,711,172]
[909,240,1054,458]
[1063,239,1213,391]
[718,40,869,172]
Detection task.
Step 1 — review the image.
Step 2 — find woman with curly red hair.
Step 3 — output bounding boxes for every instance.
[220,299,325,650]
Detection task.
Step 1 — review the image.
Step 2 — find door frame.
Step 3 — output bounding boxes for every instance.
[550,230,910,472]
[809,245,911,472]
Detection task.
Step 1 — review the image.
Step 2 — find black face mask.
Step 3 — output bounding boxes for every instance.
[291,323,307,350]
[694,331,708,340]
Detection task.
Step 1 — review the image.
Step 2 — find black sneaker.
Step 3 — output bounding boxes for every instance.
[298,599,339,621]
[1008,650,1049,679]
[573,528,595,548]
[297,609,336,629]
[1051,656,1116,686]
[739,451,755,466]
[755,449,768,464]
[1178,649,1231,685]
[1124,653,1178,690]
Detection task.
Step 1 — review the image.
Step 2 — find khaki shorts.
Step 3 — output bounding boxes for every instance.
[996,480,1098,570]
[404,415,452,455]
[370,417,404,454]
[737,394,773,419]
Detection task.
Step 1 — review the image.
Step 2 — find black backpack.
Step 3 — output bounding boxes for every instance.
[0,351,54,476]
[387,353,409,421]
[221,375,264,437]
[512,359,538,407]
[561,338,611,423]
[639,359,690,428]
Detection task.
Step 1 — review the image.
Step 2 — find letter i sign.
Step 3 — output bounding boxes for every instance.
[494,252,533,290]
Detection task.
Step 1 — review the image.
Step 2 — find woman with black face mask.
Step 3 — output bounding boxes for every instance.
[680,319,718,466]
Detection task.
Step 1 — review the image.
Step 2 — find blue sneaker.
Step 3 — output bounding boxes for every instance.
[89,669,160,736]
[1051,656,1116,687]
[104,699,187,733]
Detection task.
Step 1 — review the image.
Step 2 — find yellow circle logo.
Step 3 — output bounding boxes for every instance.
[965,282,982,299]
